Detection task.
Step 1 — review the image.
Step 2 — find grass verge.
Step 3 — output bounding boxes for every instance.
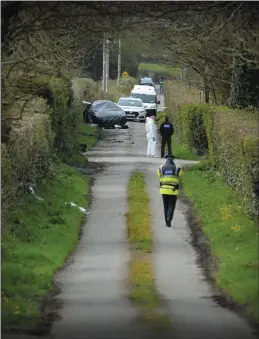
[78,122,97,149]
[156,112,201,161]
[2,164,90,333]
[127,172,152,253]
[61,123,98,167]
[127,172,170,327]
[182,164,259,321]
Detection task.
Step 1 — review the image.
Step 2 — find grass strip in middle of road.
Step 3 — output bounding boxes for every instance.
[127,172,170,328]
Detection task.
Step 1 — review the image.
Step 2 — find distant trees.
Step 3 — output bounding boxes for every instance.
[2,1,259,113]
[132,2,259,108]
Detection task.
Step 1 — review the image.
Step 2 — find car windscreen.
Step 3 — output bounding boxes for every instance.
[139,83,154,86]
[141,77,153,82]
[131,93,156,103]
[118,99,143,107]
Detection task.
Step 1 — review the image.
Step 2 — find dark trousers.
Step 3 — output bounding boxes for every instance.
[162,194,177,223]
[161,137,172,158]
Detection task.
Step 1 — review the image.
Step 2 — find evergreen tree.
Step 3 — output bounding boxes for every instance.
[229,55,259,108]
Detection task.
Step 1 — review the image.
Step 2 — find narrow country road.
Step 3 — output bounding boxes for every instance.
[3,88,256,339]
[49,86,255,339]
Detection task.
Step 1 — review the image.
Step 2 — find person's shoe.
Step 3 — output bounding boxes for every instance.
[166,219,171,227]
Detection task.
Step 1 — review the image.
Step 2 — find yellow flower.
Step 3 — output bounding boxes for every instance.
[219,205,234,221]
[231,225,240,232]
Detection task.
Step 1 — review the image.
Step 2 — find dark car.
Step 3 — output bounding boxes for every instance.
[83,100,127,128]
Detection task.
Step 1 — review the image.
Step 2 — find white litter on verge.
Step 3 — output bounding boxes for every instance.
[65,202,91,215]
[29,186,91,215]
[29,186,44,201]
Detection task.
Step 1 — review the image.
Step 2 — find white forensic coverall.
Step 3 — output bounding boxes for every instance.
[145,117,157,157]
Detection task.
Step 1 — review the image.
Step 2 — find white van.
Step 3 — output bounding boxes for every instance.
[130,85,160,117]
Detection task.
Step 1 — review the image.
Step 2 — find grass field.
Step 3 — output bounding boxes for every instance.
[182,164,259,320]
[127,172,170,327]
[2,165,90,331]
[138,63,181,77]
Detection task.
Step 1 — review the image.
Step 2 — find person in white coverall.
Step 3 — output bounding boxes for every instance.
[145,115,157,157]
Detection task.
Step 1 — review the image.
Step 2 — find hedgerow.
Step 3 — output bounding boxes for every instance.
[165,83,259,216]
[1,75,121,228]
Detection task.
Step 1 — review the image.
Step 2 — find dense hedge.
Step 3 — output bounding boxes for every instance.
[1,101,55,225]
[1,76,116,227]
[171,103,259,216]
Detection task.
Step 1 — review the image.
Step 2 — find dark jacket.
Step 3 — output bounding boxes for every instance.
[159,121,174,138]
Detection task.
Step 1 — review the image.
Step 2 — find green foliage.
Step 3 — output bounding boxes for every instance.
[127,172,152,253]
[156,111,201,160]
[138,63,181,81]
[229,55,259,109]
[183,167,259,320]
[164,80,203,143]
[2,104,55,225]
[45,77,78,156]
[1,75,102,229]
[85,38,142,80]
[180,104,208,155]
[107,77,137,102]
[1,164,89,331]
[72,77,104,102]
[119,76,137,95]
[175,102,259,216]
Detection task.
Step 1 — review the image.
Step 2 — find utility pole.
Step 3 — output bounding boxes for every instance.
[102,33,106,92]
[117,37,121,87]
[105,35,109,93]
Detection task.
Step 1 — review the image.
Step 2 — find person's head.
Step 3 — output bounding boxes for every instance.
[165,154,175,164]
[165,116,169,122]
[150,115,156,121]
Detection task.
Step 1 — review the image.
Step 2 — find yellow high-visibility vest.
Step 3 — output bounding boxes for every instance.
[157,164,183,195]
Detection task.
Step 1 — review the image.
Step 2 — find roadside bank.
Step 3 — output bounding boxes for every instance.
[181,163,259,330]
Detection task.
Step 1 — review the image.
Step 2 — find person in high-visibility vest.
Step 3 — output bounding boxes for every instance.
[160,79,165,94]
[157,154,183,227]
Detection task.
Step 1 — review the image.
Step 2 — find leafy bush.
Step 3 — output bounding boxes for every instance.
[72,77,104,103]
[1,76,106,228]
[164,80,202,143]
[119,76,137,95]
[229,55,259,109]
[173,101,259,216]
[1,107,55,225]
[180,105,208,155]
